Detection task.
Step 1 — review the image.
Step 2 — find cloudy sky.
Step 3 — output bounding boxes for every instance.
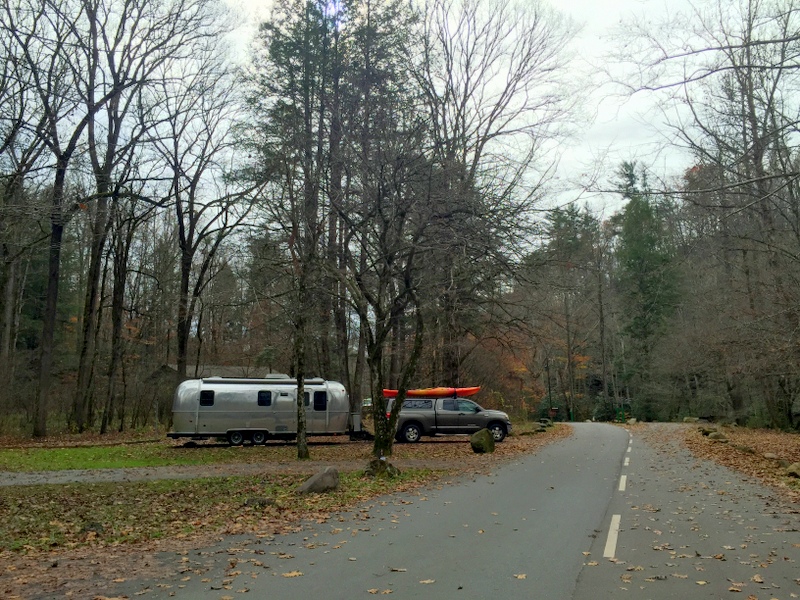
[553,0,695,213]
[225,0,697,214]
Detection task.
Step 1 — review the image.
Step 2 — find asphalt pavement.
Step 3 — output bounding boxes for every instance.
[110,423,631,599]
[574,424,800,599]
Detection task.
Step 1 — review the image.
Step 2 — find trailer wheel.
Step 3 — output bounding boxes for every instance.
[251,431,267,445]
[227,431,245,446]
[401,423,422,443]
[488,422,507,442]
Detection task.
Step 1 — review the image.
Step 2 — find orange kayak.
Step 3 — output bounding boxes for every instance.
[382,386,481,398]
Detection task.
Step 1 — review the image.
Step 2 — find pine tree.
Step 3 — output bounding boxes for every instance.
[613,162,678,420]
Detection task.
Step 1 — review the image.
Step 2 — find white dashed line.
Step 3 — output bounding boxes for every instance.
[624,457,630,467]
[603,514,621,558]
[618,475,627,491]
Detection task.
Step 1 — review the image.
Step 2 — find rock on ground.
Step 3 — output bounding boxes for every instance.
[296,466,340,493]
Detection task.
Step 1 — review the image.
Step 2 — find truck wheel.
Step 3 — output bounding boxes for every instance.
[228,431,245,446]
[488,422,507,442]
[401,423,422,443]
[251,431,267,445]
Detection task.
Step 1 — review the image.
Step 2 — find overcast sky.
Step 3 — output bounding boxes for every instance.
[225,0,696,215]
[553,0,694,214]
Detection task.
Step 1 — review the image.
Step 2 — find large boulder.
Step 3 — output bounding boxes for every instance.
[296,466,340,494]
[470,428,495,454]
[707,431,728,442]
[786,463,800,478]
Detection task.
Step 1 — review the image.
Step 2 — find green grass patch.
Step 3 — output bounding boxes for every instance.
[0,443,257,472]
[0,470,439,553]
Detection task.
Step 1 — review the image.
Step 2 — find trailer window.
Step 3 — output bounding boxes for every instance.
[199,390,214,406]
[313,391,327,411]
[303,392,310,406]
[258,391,272,407]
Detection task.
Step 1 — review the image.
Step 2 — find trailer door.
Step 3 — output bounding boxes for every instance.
[273,389,296,433]
[196,389,223,435]
[306,390,328,433]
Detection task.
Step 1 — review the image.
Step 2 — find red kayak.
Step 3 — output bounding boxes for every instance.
[382,386,481,398]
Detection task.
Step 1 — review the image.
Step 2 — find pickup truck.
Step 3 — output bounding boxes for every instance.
[390,397,512,443]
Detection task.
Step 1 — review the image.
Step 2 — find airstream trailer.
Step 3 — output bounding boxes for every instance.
[168,374,357,445]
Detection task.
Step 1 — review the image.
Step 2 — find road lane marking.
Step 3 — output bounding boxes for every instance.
[626,446,631,453]
[603,514,621,558]
[624,457,630,466]
[618,475,627,491]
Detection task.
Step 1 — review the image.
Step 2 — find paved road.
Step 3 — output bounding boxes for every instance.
[574,425,800,599]
[39,423,800,599]
[113,423,630,599]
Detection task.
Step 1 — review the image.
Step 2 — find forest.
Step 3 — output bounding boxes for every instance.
[0,0,798,442]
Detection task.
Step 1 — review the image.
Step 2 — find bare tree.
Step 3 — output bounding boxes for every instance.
[1,0,93,436]
[152,59,254,389]
[0,0,234,436]
[413,0,578,384]
[0,6,48,383]
[71,0,233,431]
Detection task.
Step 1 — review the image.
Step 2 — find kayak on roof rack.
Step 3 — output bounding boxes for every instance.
[382,386,481,398]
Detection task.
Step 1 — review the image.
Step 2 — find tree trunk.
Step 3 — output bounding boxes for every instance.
[176,251,193,383]
[34,186,66,437]
[371,304,424,458]
[295,279,310,460]
[441,290,461,385]
[1,257,17,370]
[564,292,575,421]
[597,262,610,411]
[101,232,127,433]
[73,194,111,431]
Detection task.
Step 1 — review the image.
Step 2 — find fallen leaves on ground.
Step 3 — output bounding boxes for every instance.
[682,426,800,503]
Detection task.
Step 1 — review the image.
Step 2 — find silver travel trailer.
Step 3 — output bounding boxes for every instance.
[168,374,357,445]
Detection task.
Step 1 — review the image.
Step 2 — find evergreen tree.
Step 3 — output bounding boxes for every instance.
[613,162,678,420]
